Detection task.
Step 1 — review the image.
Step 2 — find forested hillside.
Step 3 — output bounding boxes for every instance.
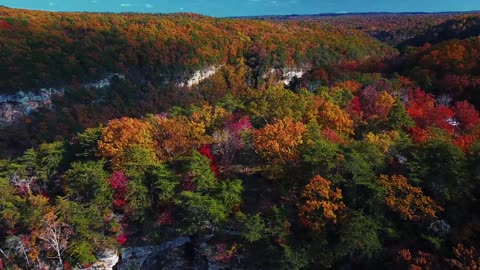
[0,7,394,157]
[0,7,392,92]
[0,6,480,270]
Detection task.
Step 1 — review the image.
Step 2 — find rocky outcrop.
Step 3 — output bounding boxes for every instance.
[177,66,221,87]
[281,69,306,85]
[115,237,191,270]
[0,88,60,125]
[0,73,124,125]
[263,67,308,85]
[81,250,119,270]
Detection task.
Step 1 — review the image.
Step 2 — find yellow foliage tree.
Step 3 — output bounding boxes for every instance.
[365,131,400,153]
[253,117,306,165]
[379,175,442,222]
[298,175,346,232]
[98,117,156,169]
[316,100,354,136]
[150,115,211,161]
[190,103,229,132]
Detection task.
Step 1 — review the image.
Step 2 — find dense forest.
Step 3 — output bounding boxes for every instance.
[0,6,480,270]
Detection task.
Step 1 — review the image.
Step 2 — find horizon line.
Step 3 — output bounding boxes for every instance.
[1,5,480,18]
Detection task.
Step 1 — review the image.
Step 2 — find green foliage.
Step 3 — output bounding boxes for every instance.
[68,240,98,265]
[174,151,242,234]
[175,191,230,234]
[337,212,382,260]
[245,87,311,125]
[74,127,103,160]
[186,151,217,192]
[239,213,267,243]
[64,160,111,207]
[125,178,150,222]
[279,245,309,270]
[28,142,66,179]
[387,101,415,130]
[217,179,243,208]
[340,142,387,213]
[55,198,113,245]
[148,164,178,202]
[0,177,26,229]
[123,145,158,179]
[406,140,468,203]
[301,121,341,179]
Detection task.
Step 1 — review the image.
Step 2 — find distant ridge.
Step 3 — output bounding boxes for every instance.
[229,11,480,19]
[1,5,480,19]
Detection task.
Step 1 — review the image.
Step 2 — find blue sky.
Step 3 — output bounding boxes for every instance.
[1,0,479,17]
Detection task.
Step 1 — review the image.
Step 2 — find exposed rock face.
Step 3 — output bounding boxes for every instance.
[81,250,119,270]
[0,73,124,125]
[115,237,191,270]
[178,66,221,87]
[83,73,126,89]
[263,67,307,85]
[0,88,63,125]
[281,69,306,85]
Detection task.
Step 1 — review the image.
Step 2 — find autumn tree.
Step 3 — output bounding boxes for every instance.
[364,131,400,153]
[398,249,434,270]
[453,101,480,131]
[149,115,210,161]
[245,87,311,125]
[315,99,354,136]
[212,116,253,167]
[98,117,156,169]
[298,175,346,232]
[4,235,32,267]
[379,175,442,222]
[406,88,455,136]
[359,86,396,123]
[254,117,306,166]
[38,211,73,269]
[447,244,480,270]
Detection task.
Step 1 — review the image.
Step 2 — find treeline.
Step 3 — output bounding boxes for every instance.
[397,16,480,48]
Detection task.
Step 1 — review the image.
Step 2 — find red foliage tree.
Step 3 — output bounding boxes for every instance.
[116,233,128,245]
[198,145,220,177]
[0,20,10,29]
[108,171,128,209]
[453,101,480,131]
[407,88,455,135]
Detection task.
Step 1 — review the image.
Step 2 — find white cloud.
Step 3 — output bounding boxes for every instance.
[49,2,55,6]
[120,3,131,7]
[145,4,153,8]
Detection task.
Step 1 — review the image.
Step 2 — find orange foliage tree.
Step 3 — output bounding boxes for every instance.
[379,175,442,222]
[447,244,480,270]
[98,117,156,169]
[253,117,306,165]
[315,99,354,136]
[398,249,434,270]
[298,175,346,232]
[149,115,211,161]
[331,80,363,93]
